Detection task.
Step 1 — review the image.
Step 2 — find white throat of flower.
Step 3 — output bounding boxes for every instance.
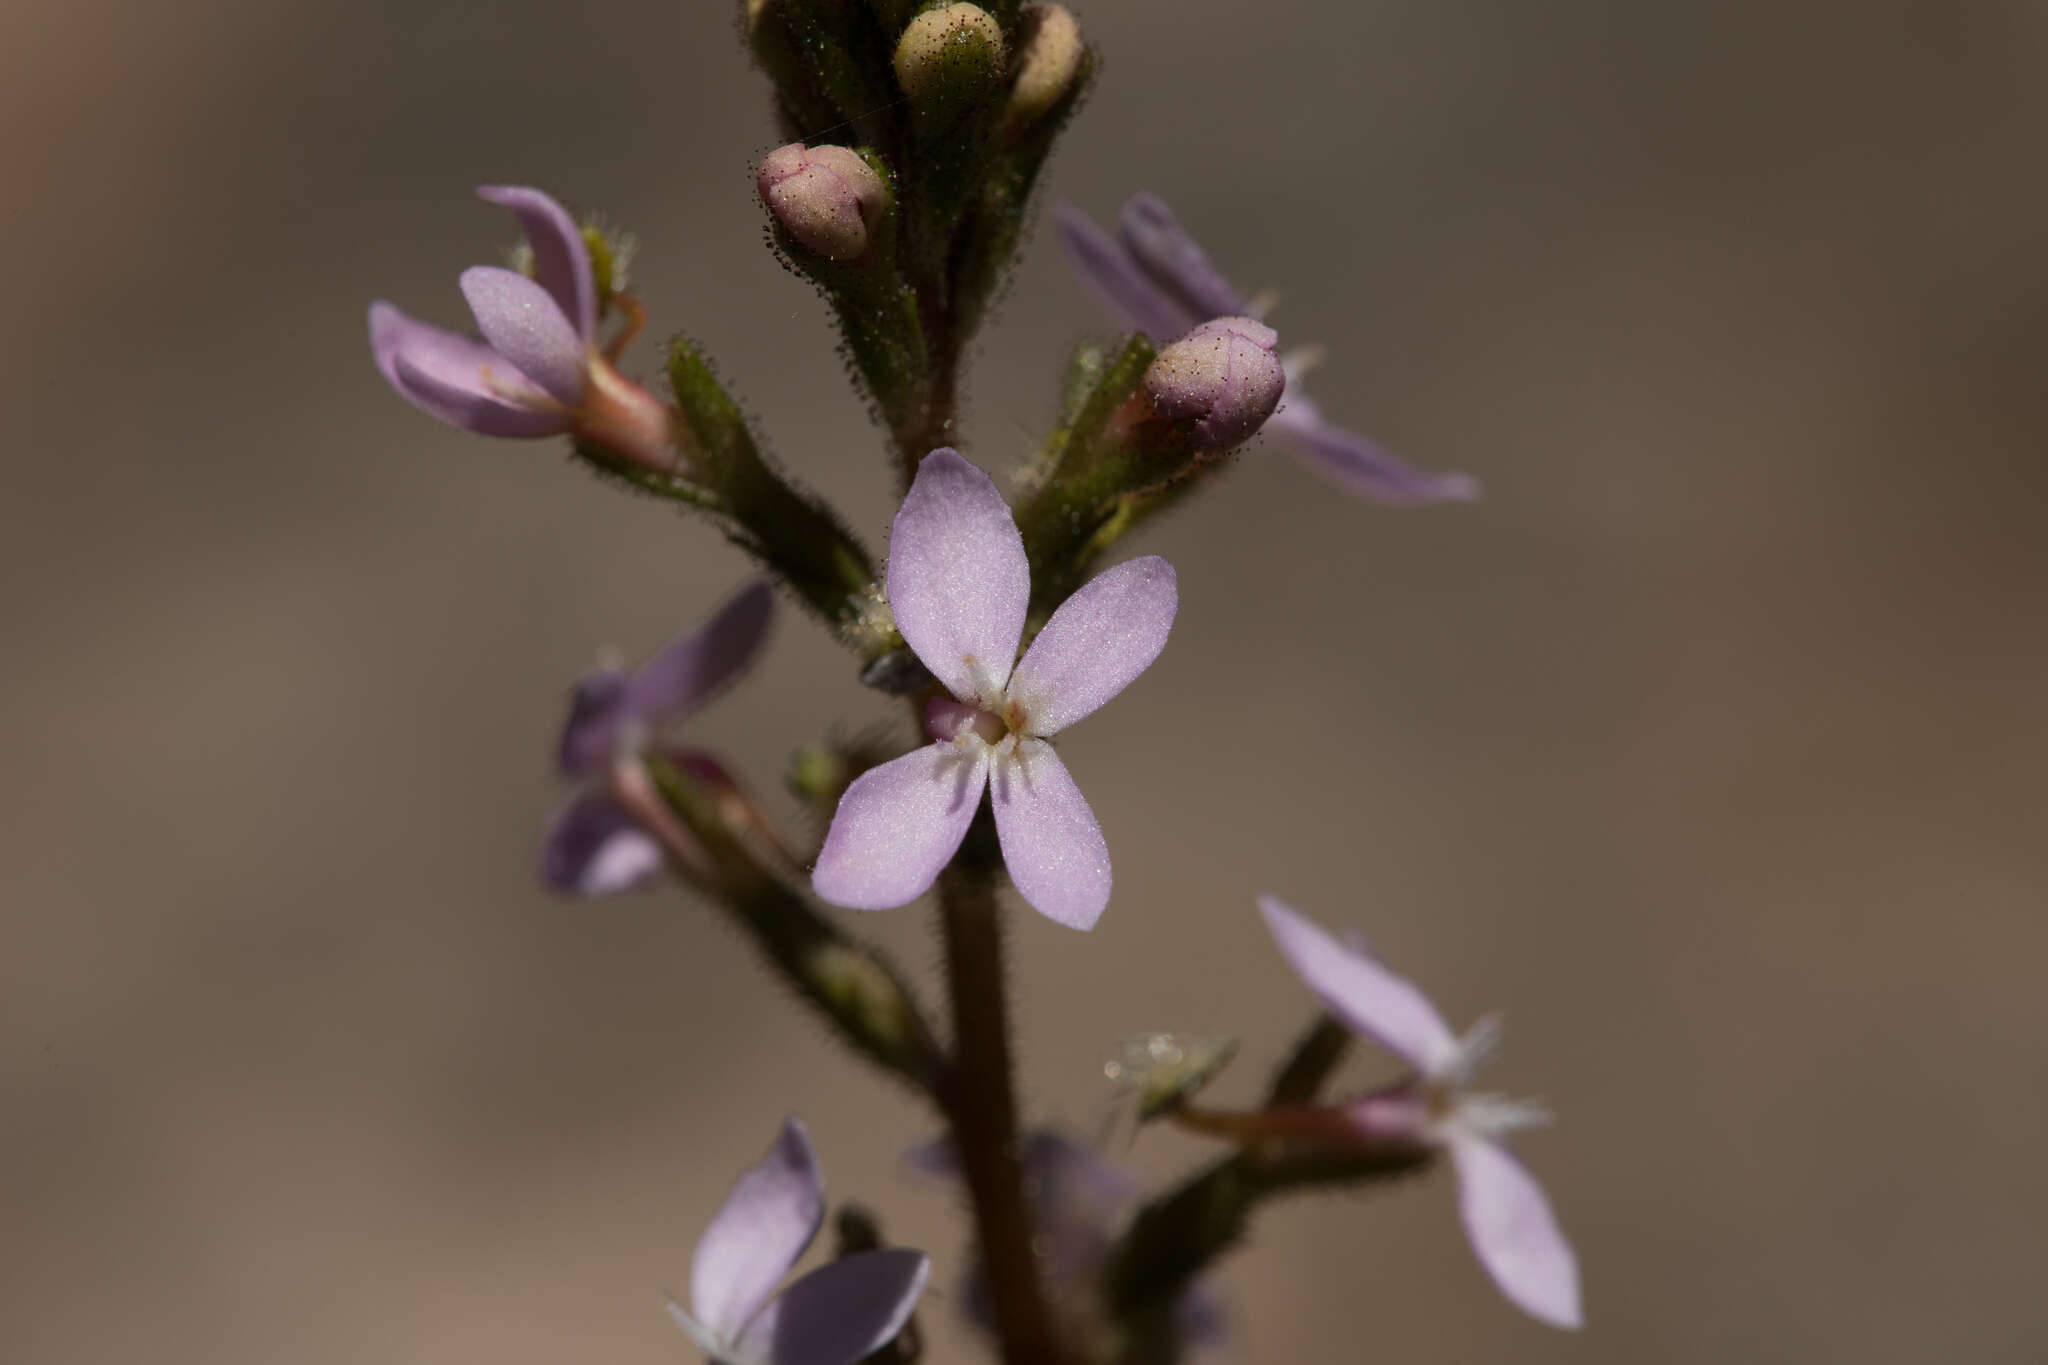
[1425,1015,1552,1143]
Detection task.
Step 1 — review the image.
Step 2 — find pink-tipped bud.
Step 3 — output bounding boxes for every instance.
[756,143,888,261]
[1142,317,1286,451]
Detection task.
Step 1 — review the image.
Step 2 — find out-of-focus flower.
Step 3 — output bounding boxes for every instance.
[369,185,674,470]
[540,582,773,896]
[1057,195,1479,505]
[670,1118,930,1365]
[811,449,1177,929]
[909,1129,1230,1354]
[1257,896,1582,1329]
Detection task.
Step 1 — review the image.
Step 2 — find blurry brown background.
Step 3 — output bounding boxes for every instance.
[5,1,2046,1361]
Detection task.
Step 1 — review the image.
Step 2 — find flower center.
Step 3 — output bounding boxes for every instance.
[926,696,1012,746]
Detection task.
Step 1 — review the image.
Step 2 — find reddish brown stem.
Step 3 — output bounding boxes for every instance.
[935,863,1075,1365]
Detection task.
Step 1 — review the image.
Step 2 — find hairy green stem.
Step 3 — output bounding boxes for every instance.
[662,342,882,639]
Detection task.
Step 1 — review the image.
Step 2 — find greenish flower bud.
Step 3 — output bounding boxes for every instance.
[892,3,1006,108]
[1003,3,1082,136]
[757,143,888,260]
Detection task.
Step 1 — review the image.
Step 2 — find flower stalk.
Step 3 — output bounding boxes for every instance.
[934,853,1077,1365]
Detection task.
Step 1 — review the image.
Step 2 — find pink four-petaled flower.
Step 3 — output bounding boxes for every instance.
[812,449,1178,930]
[1258,895,1583,1330]
[369,185,672,471]
[541,581,774,897]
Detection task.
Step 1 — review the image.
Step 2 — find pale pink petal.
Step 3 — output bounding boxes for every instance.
[1115,194,1250,321]
[554,667,631,777]
[459,266,591,407]
[1450,1132,1582,1330]
[538,791,665,896]
[812,744,991,910]
[734,1249,931,1365]
[368,302,568,437]
[692,1118,825,1342]
[884,449,1029,707]
[1054,204,1201,341]
[1005,556,1177,736]
[1270,396,1480,505]
[477,184,597,342]
[1254,896,1459,1073]
[990,740,1110,930]
[623,581,775,728]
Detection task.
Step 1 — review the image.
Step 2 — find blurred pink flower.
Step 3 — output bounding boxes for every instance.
[1259,895,1582,1329]
[669,1118,930,1365]
[1058,194,1479,505]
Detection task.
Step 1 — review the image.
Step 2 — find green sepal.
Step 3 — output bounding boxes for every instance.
[1012,332,1157,616]
[779,0,899,147]
[652,340,884,642]
[741,0,846,140]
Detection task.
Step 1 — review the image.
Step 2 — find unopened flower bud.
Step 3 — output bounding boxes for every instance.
[1005,4,1082,135]
[1142,317,1286,451]
[757,143,888,260]
[893,3,1006,107]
